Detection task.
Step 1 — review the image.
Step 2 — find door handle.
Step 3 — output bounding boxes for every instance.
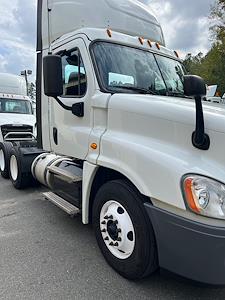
[53,127,58,145]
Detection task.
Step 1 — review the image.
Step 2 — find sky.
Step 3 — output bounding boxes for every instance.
[0,0,214,82]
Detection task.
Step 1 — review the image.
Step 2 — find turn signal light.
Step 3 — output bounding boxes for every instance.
[183,177,201,213]
[91,143,98,150]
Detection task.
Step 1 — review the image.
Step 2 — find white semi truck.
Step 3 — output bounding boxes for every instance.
[205,85,223,104]
[1,0,225,285]
[0,73,36,178]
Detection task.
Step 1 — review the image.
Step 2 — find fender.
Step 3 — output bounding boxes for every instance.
[97,93,225,213]
[82,161,98,224]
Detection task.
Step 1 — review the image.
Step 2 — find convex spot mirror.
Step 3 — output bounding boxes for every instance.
[43,55,63,97]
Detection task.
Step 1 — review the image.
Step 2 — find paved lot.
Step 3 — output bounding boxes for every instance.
[0,176,225,300]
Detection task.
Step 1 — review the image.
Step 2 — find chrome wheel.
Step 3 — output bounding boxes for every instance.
[10,155,18,181]
[0,149,5,171]
[100,200,135,260]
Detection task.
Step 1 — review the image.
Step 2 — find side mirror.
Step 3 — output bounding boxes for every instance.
[43,55,63,97]
[184,75,206,97]
[183,75,210,150]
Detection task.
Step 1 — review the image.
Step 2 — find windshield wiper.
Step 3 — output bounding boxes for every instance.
[167,91,190,99]
[111,85,158,95]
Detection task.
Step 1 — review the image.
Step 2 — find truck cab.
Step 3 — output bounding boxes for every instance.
[0,93,36,142]
[2,0,225,285]
[0,74,36,179]
[0,73,36,143]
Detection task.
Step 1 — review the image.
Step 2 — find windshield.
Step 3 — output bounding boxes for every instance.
[0,98,32,114]
[92,42,185,96]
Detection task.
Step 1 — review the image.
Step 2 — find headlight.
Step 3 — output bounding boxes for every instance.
[182,175,225,220]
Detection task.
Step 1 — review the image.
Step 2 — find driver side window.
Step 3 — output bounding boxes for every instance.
[61,49,87,97]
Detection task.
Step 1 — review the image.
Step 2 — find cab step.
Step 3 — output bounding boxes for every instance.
[43,192,80,216]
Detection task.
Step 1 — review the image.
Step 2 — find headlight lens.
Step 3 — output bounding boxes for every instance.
[182,175,225,220]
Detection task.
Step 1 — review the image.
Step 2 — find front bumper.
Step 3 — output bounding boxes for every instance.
[145,203,225,285]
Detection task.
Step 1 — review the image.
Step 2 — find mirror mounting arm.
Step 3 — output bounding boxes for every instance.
[54,96,72,111]
[53,97,84,117]
[192,95,210,151]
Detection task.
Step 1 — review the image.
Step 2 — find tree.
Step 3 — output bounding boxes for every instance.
[209,0,225,94]
[210,0,225,45]
[28,82,36,101]
[183,1,225,95]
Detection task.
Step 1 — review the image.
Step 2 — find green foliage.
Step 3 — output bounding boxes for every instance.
[210,0,225,44]
[183,0,225,95]
[28,82,36,101]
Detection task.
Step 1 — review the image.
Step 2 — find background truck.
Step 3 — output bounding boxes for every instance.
[1,0,225,285]
[0,73,27,95]
[205,84,223,104]
[0,73,36,178]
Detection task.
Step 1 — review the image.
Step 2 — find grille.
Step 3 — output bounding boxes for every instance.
[1,124,33,139]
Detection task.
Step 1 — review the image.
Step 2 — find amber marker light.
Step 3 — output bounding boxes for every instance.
[155,42,161,50]
[139,37,144,45]
[183,177,201,213]
[107,29,112,38]
[174,50,179,58]
[91,143,98,150]
[147,40,152,48]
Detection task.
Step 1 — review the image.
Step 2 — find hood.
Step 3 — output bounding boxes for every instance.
[109,94,225,134]
[0,113,36,127]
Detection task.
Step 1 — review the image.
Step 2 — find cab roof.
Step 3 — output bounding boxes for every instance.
[38,0,165,51]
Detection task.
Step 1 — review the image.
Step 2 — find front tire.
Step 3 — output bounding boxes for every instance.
[93,180,158,280]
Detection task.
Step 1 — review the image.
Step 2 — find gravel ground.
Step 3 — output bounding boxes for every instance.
[0,176,225,300]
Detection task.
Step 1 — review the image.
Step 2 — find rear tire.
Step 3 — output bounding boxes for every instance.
[0,142,13,179]
[9,147,32,189]
[93,180,158,280]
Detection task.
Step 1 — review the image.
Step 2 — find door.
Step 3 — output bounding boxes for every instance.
[50,38,95,159]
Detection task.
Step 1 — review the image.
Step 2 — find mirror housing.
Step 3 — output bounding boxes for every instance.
[43,55,63,97]
[184,75,206,97]
[183,75,210,150]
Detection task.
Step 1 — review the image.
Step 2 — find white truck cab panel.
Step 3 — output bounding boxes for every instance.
[25,0,225,285]
[48,38,96,159]
[98,94,225,210]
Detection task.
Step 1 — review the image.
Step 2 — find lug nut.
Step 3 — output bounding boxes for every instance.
[108,215,113,220]
[114,242,119,247]
[104,215,109,220]
[117,237,122,242]
[101,221,106,225]
[104,237,109,241]
[101,229,106,233]
[109,242,114,246]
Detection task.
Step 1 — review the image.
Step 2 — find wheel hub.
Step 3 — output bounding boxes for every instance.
[0,149,5,171]
[100,200,135,260]
[10,155,18,181]
[107,220,119,241]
